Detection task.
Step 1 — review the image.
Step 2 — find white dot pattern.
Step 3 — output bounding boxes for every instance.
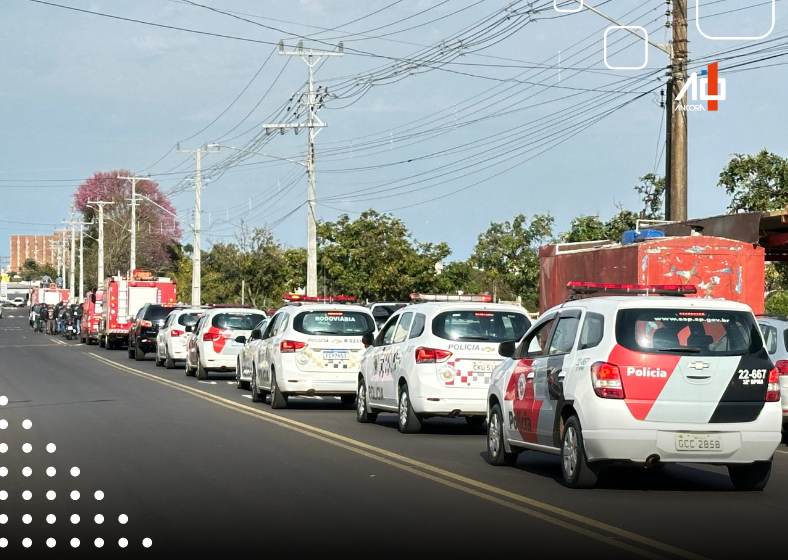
[22,467,31,477]
[46,538,56,548]
[143,538,152,548]
[0,396,8,406]
[0,467,6,477]
[94,490,104,500]
[118,538,128,548]
[46,467,56,477]
[0,491,6,500]
[0,514,6,524]
[23,538,31,548]
[94,538,104,548]
[22,443,31,453]
[22,514,31,524]
[70,467,80,477]
[46,443,56,453]
[46,514,56,524]
[22,419,31,429]
[70,490,80,500]
[94,514,104,524]
[118,514,128,524]
[22,490,31,500]
[0,444,8,453]
[46,490,56,500]
[0,420,7,429]
[71,538,80,548]
[0,538,6,548]
[71,514,80,524]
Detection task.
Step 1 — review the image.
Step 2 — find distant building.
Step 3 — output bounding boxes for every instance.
[9,235,56,272]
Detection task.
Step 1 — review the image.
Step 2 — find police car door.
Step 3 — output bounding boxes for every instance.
[385,312,414,406]
[367,315,401,409]
[533,310,581,449]
[503,315,556,445]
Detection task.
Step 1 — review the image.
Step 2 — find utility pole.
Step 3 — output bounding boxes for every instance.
[69,215,76,302]
[669,0,688,221]
[117,175,151,273]
[87,201,115,287]
[263,40,343,298]
[177,143,219,306]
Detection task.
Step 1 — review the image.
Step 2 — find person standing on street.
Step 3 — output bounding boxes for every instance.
[47,305,57,335]
[72,303,83,340]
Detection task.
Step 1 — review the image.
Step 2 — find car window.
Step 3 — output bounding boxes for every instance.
[616,308,764,357]
[253,319,267,332]
[549,316,580,355]
[393,313,413,344]
[178,312,202,327]
[193,316,206,334]
[759,323,778,354]
[376,316,400,347]
[409,313,426,339]
[147,306,181,322]
[579,312,605,350]
[521,318,556,358]
[432,310,530,342]
[211,312,266,331]
[275,314,290,335]
[294,310,375,336]
[263,314,282,339]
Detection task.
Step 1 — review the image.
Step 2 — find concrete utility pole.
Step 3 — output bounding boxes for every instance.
[263,40,343,298]
[177,143,219,306]
[87,201,115,287]
[69,215,76,302]
[117,175,151,273]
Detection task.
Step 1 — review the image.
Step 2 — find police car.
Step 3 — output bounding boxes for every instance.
[357,294,531,433]
[236,317,269,390]
[486,282,782,490]
[184,307,267,380]
[155,308,204,369]
[249,295,375,409]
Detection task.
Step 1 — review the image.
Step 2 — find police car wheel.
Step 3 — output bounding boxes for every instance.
[99,336,105,348]
[155,350,164,367]
[127,343,134,359]
[197,358,209,380]
[165,351,175,369]
[728,461,771,491]
[185,361,195,377]
[561,415,598,489]
[356,378,378,424]
[397,384,422,434]
[135,345,145,361]
[236,362,250,390]
[465,416,486,426]
[487,405,518,467]
[270,369,288,409]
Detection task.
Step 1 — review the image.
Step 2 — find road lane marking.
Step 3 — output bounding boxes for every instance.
[87,352,707,560]
[776,450,788,455]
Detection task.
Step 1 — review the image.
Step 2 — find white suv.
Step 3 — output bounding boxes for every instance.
[155,308,204,369]
[249,301,376,409]
[357,298,531,433]
[185,307,267,380]
[486,283,782,490]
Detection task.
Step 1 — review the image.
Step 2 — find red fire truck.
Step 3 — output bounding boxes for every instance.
[99,271,177,349]
[30,284,70,306]
[81,289,104,345]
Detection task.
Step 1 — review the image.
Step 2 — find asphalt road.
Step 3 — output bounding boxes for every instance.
[0,310,786,559]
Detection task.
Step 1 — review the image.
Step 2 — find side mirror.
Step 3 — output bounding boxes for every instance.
[185,325,193,333]
[235,335,247,344]
[498,340,516,358]
[361,333,374,348]
[250,329,262,340]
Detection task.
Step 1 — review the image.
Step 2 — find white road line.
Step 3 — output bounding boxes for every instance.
[776,450,788,455]
[241,395,252,399]
[197,381,217,385]
[226,381,235,385]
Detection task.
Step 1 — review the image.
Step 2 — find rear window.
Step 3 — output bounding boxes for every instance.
[211,312,266,331]
[145,306,183,321]
[294,311,375,336]
[432,310,530,342]
[616,308,763,356]
[178,312,202,327]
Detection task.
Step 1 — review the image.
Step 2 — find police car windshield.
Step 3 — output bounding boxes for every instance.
[294,311,375,336]
[211,312,265,331]
[616,309,764,357]
[432,310,530,342]
[178,312,202,327]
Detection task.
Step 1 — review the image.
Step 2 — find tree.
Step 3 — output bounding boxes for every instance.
[604,208,638,242]
[563,215,606,243]
[718,150,788,212]
[471,213,554,308]
[634,173,665,219]
[73,170,182,286]
[18,259,57,282]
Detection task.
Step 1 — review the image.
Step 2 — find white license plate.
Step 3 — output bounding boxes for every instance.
[324,350,348,361]
[471,361,495,373]
[675,433,723,452]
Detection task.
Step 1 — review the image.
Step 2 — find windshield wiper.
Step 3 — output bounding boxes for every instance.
[456,335,490,341]
[657,347,701,353]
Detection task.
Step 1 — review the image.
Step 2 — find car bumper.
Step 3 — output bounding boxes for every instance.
[203,354,236,371]
[411,396,487,417]
[278,378,357,395]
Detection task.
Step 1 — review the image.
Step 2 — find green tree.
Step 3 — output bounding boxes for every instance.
[634,173,665,219]
[604,208,639,242]
[718,149,788,212]
[18,259,57,282]
[563,215,606,243]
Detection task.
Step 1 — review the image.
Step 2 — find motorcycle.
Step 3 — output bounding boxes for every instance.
[64,319,75,341]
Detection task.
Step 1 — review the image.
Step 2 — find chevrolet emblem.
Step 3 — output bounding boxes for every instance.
[687,361,710,371]
[482,347,495,352]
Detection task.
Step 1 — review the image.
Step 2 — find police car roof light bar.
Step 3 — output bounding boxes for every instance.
[566,282,697,297]
[410,293,493,303]
[282,294,357,303]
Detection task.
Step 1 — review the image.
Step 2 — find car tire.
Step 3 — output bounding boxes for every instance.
[197,357,209,380]
[236,360,250,390]
[728,461,772,491]
[185,361,195,377]
[155,351,164,367]
[487,404,518,466]
[560,415,599,489]
[270,369,288,409]
[135,345,145,361]
[356,377,378,424]
[127,342,134,359]
[397,383,422,434]
[99,336,105,348]
[165,351,176,370]
[465,415,486,426]
[251,368,267,403]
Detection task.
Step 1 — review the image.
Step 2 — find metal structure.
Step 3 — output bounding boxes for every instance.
[117,175,152,273]
[87,201,115,286]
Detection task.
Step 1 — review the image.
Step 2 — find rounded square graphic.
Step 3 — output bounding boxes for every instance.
[603,26,648,70]
[696,0,775,40]
[554,0,583,13]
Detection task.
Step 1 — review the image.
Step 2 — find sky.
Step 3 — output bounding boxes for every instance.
[1,0,786,265]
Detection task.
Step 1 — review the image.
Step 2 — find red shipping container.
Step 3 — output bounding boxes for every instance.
[539,236,764,314]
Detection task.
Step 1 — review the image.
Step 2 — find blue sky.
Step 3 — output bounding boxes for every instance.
[1,0,786,264]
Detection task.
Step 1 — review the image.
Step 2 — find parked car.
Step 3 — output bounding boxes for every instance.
[155,308,204,369]
[368,302,408,329]
[249,297,376,408]
[357,295,530,432]
[127,303,186,361]
[11,297,25,307]
[236,318,269,390]
[184,307,267,380]
[486,282,782,490]
[757,313,788,431]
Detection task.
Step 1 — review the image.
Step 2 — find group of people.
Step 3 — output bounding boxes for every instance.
[29,302,82,335]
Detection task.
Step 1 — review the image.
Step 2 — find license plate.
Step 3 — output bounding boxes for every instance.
[675,433,723,452]
[324,350,348,361]
[471,361,495,373]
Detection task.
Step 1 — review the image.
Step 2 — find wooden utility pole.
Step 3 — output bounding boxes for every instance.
[669,0,688,221]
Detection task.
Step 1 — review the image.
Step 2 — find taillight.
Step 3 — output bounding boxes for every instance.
[766,368,781,402]
[140,320,152,327]
[774,360,788,375]
[591,361,625,399]
[415,347,453,364]
[203,332,220,342]
[170,329,184,337]
[281,340,307,353]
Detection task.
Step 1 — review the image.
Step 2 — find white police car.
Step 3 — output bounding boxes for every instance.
[486,282,782,490]
[357,294,531,433]
[155,308,204,369]
[249,296,376,408]
[236,317,269,390]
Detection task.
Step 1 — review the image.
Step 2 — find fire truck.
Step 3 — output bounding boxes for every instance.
[81,289,104,345]
[30,284,70,306]
[99,271,177,350]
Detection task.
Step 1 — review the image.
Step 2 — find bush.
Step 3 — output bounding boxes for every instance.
[765,291,788,315]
